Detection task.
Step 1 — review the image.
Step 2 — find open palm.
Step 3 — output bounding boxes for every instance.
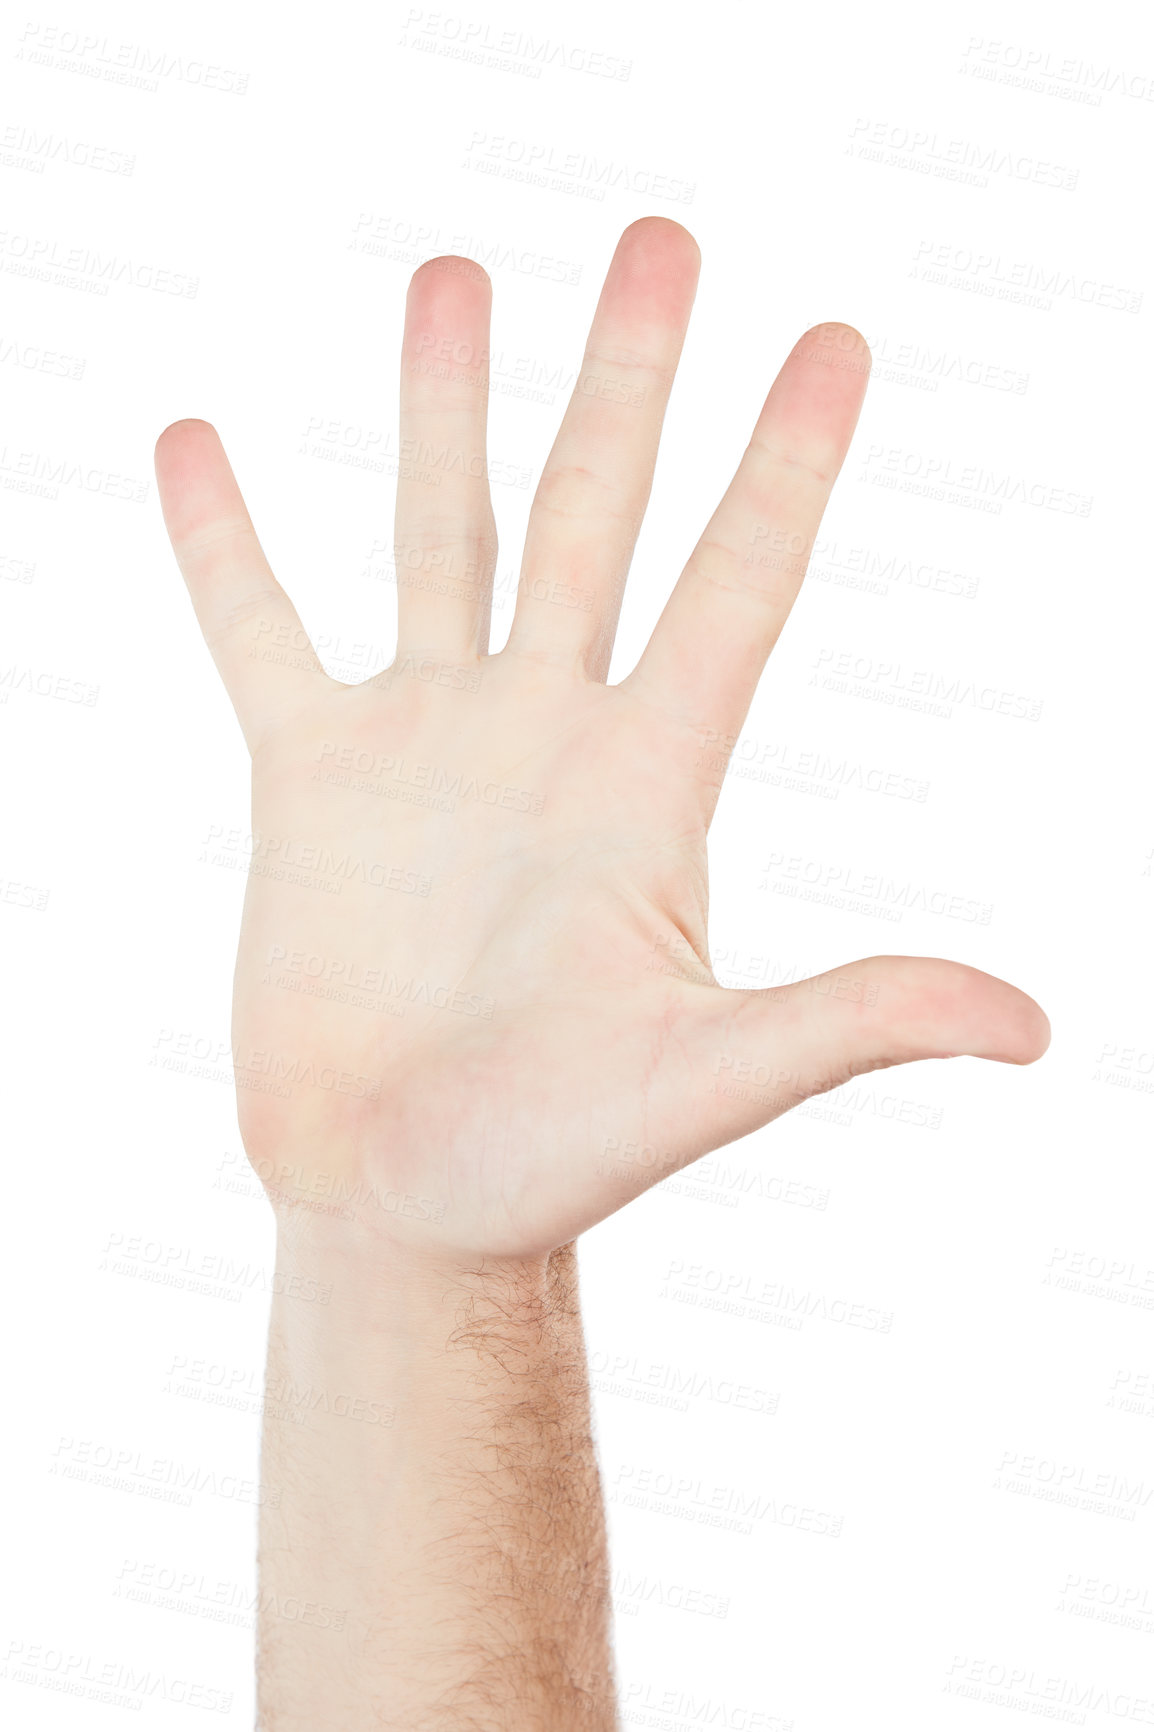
[155,218,1048,1267]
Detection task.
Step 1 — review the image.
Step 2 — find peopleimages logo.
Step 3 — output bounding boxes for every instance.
[760,854,993,925]
[849,117,1080,189]
[265,946,495,1021]
[959,37,1154,104]
[397,11,632,81]
[463,132,693,202]
[16,23,250,94]
[2,1638,234,1713]
[315,742,546,814]
[860,444,1092,515]
[811,648,1045,721]
[913,239,1142,313]
[0,228,198,296]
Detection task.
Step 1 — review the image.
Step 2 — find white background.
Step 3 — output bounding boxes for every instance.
[1,0,1151,1726]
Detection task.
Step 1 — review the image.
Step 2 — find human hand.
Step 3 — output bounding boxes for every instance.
[154,217,1048,1269]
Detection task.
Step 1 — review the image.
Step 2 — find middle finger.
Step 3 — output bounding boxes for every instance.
[503,217,700,681]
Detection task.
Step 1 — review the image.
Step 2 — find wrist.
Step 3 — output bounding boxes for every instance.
[270,1197,575,1356]
[272,1187,554,1276]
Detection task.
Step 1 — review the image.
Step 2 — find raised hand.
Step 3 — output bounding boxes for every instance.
[155,217,1048,1271]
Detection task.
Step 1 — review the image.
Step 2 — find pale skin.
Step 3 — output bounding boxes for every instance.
[154,217,1049,1728]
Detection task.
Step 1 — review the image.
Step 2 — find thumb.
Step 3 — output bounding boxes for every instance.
[694,955,1050,1147]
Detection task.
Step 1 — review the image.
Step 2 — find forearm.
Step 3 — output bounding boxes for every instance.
[256,1205,619,1730]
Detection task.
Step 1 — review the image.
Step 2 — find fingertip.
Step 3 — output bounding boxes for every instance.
[943,963,1050,1066]
[157,417,216,437]
[620,214,700,260]
[154,417,219,468]
[796,322,872,375]
[409,254,492,296]
[830,955,1049,1069]
[1001,992,1051,1066]
[608,217,702,326]
[828,322,870,358]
